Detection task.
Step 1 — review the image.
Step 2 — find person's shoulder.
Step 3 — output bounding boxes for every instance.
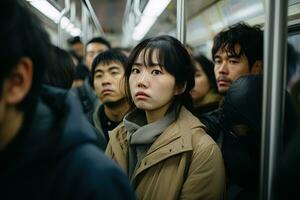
[65,143,135,199]
[198,108,223,140]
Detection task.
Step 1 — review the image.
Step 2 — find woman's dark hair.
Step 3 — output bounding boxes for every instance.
[91,49,128,88]
[44,46,75,89]
[194,54,218,91]
[125,35,195,116]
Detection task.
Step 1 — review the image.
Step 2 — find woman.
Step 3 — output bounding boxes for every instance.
[106,35,225,200]
[190,54,221,116]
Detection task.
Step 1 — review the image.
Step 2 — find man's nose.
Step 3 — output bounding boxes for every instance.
[218,61,228,74]
[101,74,111,86]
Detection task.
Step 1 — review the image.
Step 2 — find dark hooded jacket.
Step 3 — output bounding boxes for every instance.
[220,75,263,200]
[0,86,135,200]
[211,75,297,200]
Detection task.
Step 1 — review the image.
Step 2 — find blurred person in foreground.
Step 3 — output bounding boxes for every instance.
[0,1,135,199]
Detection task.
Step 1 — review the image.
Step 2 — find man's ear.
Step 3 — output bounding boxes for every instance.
[250,60,263,75]
[174,82,187,95]
[4,57,33,105]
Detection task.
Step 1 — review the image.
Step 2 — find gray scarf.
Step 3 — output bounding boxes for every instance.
[124,108,176,179]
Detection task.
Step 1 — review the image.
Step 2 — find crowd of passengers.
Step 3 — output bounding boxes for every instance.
[1,1,300,200]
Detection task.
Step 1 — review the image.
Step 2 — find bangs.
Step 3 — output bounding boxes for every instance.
[136,46,166,70]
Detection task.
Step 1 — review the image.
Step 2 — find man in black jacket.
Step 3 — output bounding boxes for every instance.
[200,22,263,140]
[72,37,111,120]
[0,1,135,199]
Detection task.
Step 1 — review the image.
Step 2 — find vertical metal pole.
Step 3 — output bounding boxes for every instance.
[81,1,88,44]
[70,0,76,23]
[176,0,186,44]
[85,0,105,35]
[260,0,288,199]
[57,0,70,47]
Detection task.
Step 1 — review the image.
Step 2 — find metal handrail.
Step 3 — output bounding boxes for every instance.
[57,0,70,47]
[260,0,288,199]
[177,0,186,44]
[84,0,104,35]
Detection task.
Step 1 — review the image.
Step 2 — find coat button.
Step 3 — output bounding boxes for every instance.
[169,149,172,152]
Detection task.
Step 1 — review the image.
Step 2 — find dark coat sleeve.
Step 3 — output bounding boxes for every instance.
[50,144,136,200]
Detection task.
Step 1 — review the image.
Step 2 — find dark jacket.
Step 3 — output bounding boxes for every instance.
[0,86,135,200]
[200,76,262,199]
[72,76,100,120]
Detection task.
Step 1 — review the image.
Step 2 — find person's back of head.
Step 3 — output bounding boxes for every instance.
[0,0,52,113]
[67,36,82,46]
[212,22,263,69]
[222,75,263,134]
[222,75,298,141]
[67,36,84,60]
[44,46,75,89]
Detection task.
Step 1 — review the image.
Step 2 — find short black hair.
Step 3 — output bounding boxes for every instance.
[212,22,263,69]
[0,0,53,112]
[193,54,217,91]
[86,37,111,49]
[91,49,128,87]
[125,35,195,115]
[67,36,82,46]
[44,46,75,89]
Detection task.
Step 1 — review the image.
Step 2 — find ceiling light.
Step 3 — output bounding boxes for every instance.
[27,0,60,22]
[132,0,171,41]
[26,0,81,36]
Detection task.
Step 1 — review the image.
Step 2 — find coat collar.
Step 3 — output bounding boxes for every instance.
[109,106,206,177]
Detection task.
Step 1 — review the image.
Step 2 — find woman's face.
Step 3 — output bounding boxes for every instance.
[190,62,211,105]
[129,49,179,116]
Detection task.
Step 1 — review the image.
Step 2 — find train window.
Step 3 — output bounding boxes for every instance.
[289,0,300,5]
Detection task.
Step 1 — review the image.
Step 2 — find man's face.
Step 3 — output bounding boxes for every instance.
[93,61,125,104]
[85,43,109,71]
[214,44,250,95]
[72,42,84,59]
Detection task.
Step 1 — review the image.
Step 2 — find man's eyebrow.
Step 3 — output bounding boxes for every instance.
[94,69,103,73]
[227,54,240,59]
[108,66,120,71]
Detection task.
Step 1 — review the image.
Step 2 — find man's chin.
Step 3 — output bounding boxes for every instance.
[218,87,229,95]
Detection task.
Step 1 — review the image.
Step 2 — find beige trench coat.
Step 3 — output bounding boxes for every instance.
[106,107,225,200]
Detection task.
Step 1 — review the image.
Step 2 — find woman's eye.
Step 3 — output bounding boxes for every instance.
[151,69,162,75]
[131,68,140,74]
